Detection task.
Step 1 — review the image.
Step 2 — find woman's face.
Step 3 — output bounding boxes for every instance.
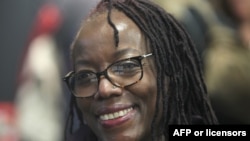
[72,11,158,141]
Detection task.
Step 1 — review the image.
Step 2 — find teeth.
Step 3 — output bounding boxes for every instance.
[99,107,133,120]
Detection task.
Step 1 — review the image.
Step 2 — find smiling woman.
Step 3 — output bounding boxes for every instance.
[63,0,218,141]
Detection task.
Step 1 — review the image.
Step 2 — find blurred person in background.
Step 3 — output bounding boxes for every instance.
[209,0,250,49]
[204,0,250,124]
[154,0,250,124]
[15,2,64,141]
[154,0,224,66]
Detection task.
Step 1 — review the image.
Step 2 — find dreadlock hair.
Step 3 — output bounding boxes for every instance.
[65,0,218,140]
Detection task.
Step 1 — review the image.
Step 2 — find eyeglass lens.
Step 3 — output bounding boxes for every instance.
[70,58,143,97]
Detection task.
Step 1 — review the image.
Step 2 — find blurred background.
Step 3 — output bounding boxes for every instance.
[154,0,250,125]
[0,0,99,140]
[1,0,42,102]
[154,0,250,124]
[1,0,250,141]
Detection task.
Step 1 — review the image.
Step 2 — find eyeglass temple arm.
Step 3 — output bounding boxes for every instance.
[63,71,74,81]
[142,53,153,58]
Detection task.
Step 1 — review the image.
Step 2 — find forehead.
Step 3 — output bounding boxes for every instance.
[74,10,148,53]
[82,10,139,34]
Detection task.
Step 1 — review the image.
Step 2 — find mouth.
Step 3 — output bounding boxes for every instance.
[99,107,133,120]
[97,106,136,128]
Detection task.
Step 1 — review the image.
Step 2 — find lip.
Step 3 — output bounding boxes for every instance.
[95,104,136,128]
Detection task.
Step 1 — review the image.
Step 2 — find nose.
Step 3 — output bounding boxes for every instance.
[94,77,122,99]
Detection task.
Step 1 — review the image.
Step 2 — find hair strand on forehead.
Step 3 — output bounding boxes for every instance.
[107,0,119,47]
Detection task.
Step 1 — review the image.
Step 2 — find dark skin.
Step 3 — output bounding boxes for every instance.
[71,10,165,141]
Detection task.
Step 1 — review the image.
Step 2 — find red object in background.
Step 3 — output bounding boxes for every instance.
[0,102,18,141]
[35,3,62,36]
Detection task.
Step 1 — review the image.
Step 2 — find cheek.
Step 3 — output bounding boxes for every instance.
[132,68,158,113]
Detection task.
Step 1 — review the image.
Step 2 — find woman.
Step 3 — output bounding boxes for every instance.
[63,0,218,140]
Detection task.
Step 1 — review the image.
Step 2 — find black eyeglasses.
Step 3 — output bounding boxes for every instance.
[63,53,153,98]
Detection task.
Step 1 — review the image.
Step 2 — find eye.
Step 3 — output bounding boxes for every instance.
[110,60,141,76]
[74,71,97,86]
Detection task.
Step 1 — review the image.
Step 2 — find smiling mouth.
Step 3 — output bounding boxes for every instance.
[99,107,133,121]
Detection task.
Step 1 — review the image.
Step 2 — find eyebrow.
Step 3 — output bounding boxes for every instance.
[75,48,141,68]
[113,48,141,59]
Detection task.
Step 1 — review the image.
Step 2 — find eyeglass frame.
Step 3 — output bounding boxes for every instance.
[63,53,153,98]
